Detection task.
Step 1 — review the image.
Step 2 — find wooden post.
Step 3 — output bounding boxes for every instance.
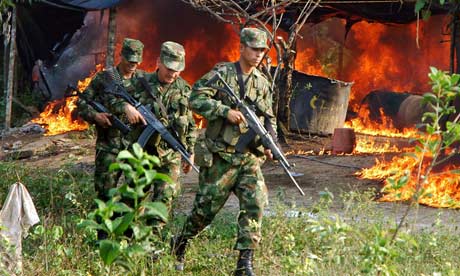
[106,7,117,68]
[455,15,460,74]
[4,6,16,129]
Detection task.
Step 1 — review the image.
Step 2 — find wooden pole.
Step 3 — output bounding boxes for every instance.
[106,7,117,68]
[4,6,16,129]
[455,15,460,74]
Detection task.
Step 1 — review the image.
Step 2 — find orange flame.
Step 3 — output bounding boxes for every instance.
[31,64,103,136]
[358,141,460,208]
[345,106,418,138]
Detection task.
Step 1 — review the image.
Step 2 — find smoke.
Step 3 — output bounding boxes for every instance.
[116,0,241,83]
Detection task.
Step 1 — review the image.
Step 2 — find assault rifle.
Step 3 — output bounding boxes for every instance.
[73,83,131,135]
[88,100,131,135]
[206,72,305,196]
[103,69,199,173]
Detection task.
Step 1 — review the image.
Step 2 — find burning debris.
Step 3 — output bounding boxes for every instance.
[30,65,103,136]
[358,151,460,208]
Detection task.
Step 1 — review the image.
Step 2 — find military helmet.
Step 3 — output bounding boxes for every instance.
[121,38,144,63]
[160,41,186,71]
[240,27,269,49]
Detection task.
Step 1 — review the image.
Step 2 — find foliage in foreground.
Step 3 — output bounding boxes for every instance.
[1,159,459,275]
[78,144,170,275]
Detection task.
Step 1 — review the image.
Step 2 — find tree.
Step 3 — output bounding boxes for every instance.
[182,0,321,140]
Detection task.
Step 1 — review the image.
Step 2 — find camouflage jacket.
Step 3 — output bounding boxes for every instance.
[76,67,148,154]
[190,62,276,157]
[111,71,197,162]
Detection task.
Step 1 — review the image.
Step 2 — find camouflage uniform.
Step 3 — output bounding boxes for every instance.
[182,30,275,251]
[77,38,146,201]
[111,41,197,226]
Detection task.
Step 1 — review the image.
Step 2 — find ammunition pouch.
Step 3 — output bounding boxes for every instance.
[174,115,189,142]
[205,117,223,140]
[222,124,240,145]
[194,136,213,168]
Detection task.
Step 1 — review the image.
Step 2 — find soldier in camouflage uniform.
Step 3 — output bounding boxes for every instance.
[112,41,197,231]
[172,28,275,276]
[76,38,147,202]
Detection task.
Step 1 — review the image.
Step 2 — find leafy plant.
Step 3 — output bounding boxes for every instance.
[386,68,460,205]
[78,143,170,275]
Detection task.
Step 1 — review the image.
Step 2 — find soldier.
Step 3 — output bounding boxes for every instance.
[172,28,275,276]
[114,41,197,233]
[76,38,146,202]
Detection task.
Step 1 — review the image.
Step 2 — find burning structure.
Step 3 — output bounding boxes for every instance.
[12,1,451,135]
[6,0,460,207]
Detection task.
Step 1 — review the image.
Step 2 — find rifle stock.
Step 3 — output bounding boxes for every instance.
[209,72,305,196]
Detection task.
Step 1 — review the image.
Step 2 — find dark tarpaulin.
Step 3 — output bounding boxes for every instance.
[39,0,123,10]
[16,3,86,71]
[16,0,123,72]
[276,1,451,30]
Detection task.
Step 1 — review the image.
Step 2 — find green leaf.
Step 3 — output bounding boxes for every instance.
[117,150,135,160]
[52,226,64,240]
[422,92,437,103]
[108,163,120,172]
[154,172,173,184]
[422,9,431,21]
[132,143,143,159]
[94,199,107,211]
[114,212,135,236]
[142,201,169,222]
[146,154,161,166]
[118,184,138,199]
[144,169,157,184]
[451,74,460,85]
[415,0,426,13]
[99,240,121,266]
[77,219,104,231]
[104,219,114,233]
[125,244,146,257]
[112,202,133,213]
[132,224,152,240]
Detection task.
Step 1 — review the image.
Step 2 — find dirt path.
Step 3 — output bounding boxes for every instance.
[2,131,460,230]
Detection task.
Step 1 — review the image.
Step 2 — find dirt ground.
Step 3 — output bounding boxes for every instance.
[1,130,460,230]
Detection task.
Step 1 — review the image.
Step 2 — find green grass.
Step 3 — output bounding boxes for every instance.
[1,162,460,275]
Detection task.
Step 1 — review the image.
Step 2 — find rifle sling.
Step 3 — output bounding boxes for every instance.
[139,76,169,119]
[234,62,247,99]
[234,62,278,150]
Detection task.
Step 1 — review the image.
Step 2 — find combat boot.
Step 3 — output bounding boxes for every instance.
[171,235,188,271]
[234,249,255,276]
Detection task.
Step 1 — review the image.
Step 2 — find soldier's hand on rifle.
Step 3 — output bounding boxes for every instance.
[124,103,147,125]
[227,109,246,125]
[264,148,273,160]
[94,112,112,128]
[182,154,195,174]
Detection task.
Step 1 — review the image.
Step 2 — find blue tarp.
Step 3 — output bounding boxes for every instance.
[40,0,123,10]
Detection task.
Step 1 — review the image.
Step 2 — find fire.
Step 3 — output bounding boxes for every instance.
[358,140,460,208]
[325,18,448,107]
[31,96,88,136]
[354,136,406,154]
[193,113,207,129]
[31,64,103,136]
[345,106,418,138]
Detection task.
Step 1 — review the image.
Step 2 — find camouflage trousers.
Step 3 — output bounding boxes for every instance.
[149,155,181,231]
[182,152,268,250]
[94,149,122,201]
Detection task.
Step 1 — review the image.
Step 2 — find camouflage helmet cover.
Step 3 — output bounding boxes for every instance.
[160,41,186,71]
[121,38,144,63]
[240,28,269,49]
